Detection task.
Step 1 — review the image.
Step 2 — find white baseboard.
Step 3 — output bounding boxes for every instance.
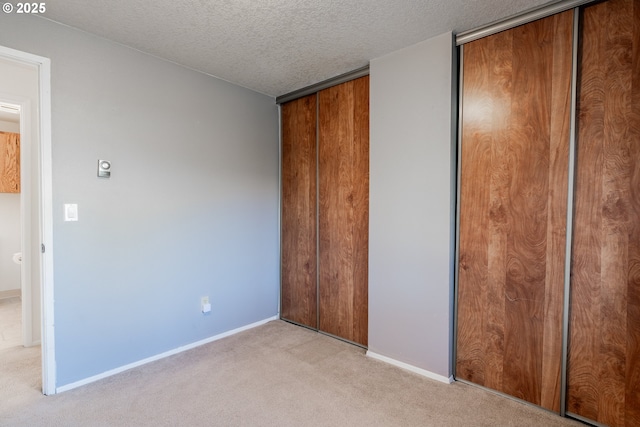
[56,315,279,393]
[0,289,21,299]
[366,351,453,384]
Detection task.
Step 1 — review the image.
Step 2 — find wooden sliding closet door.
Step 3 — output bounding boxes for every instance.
[456,11,573,412]
[281,94,318,328]
[318,76,369,346]
[567,1,640,425]
[280,77,369,345]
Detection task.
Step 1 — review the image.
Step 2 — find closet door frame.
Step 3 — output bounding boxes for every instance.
[560,8,580,418]
[278,68,370,347]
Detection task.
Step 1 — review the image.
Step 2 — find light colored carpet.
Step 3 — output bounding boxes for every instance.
[0,320,584,426]
[0,297,21,350]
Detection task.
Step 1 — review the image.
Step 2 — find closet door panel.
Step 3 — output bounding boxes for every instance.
[318,76,369,346]
[457,28,508,391]
[457,11,573,411]
[281,94,318,328]
[351,76,370,345]
[568,1,640,425]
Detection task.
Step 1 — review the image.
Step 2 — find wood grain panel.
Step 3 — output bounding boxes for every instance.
[540,11,575,410]
[280,94,318,328]
[318,76,369,346]
[568,1,640,425]
[457,11,573,412]
[0,132,20,193]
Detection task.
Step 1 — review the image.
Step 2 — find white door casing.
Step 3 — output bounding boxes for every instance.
[0,44,55,395]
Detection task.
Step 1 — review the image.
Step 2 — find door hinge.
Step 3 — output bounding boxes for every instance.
[41,244,45,253]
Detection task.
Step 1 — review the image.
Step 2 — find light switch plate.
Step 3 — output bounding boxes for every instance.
[201,296,210,314]
[64,204,78,221]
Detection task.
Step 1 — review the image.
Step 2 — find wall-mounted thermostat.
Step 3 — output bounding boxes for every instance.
[98,160,111,178]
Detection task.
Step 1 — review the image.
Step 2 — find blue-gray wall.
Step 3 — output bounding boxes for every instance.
[0,14,279,387]
[369,32,456,378]
[1,11,458,387]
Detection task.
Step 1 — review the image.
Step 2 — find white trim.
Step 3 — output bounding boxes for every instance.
[366,351,454,384]
[56,315,279,393]
[19,100,33,347]
[0,44,55,396]
[38,51,55,396]
[0,93,34,347]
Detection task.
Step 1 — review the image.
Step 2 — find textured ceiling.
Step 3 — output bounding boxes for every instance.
[40,0,556,97]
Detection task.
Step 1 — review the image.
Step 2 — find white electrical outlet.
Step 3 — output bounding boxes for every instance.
[201,296,211,314]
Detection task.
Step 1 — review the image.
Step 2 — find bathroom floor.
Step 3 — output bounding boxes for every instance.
[0,297,21,350]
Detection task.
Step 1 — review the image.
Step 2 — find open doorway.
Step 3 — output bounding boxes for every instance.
[0,45,54,395]
[0,102,22,350]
